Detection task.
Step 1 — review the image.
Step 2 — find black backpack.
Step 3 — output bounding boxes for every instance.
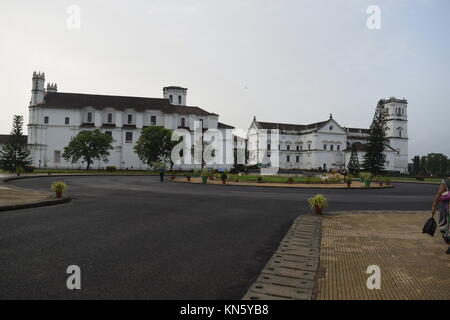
[423,217,437,237]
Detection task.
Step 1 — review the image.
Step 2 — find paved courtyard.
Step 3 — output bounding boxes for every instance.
[317,212,450,300]
[0,176,443,299]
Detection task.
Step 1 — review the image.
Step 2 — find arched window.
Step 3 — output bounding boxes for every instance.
[330,145,334,151]
[287,145,290,151]
[337,145,340,151]
[178,95,182,104]
[398,127,403,138]
[296,145,299,151]
[323,144,327,150]
[169,95,173,103]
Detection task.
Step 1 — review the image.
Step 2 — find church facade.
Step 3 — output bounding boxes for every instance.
[247,98,409,173]
[27,72,234,170]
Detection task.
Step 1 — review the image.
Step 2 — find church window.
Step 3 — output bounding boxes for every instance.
[296,145,299,151]
[287,145,290,151]
[287,156,290,162]
[337,145,340,151]
[178,95,182,104]
[323,144,327,150]
[54,150,61,163]
[169,95,173,103]
[296,156,299,163]
[308,144,311,150]
[151,116,157,125]
[65,117,70,125]
[330,145,334,151]
[127,114,133,124]
[108,113,113,123]
[44,116,49,124]
[125,132,133,143]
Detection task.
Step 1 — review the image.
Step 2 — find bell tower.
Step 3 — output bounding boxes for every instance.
[30,71,46,106]
[383,97,408,172]
[163,86,187,106]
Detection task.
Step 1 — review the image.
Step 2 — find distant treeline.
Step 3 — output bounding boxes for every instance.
[408,153,450,177]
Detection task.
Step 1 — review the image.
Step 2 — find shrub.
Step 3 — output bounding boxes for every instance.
[416,176,425,181]
[51,181,68,193]
[201,168,210,177]
[359,172,372,182]
[257,176,263,183]
[106,166,117,171]
[287,177,294,184]
[307,194,328,210]
[221,173,228,180]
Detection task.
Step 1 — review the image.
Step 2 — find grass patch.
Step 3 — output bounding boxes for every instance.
[228,174,342,184]
[389,177,442,183]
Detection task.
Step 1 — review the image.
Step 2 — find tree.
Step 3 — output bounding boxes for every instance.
[62,129,114,170]
[411,155,421,174]
[134,126,178,169]
[0,115,31,172]
[362,99,389,175]
[347,143,360,176]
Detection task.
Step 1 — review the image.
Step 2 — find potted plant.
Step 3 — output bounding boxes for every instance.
[308,194,328,215]
[346,178,352,188]
[51,181,67,198]
[221,172,228,184]
[185,172,191,182]
[201,168,209,184]
[16,167,24,176]
[359,172,372,187]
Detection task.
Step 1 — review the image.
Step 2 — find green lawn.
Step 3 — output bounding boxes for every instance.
[389,176,442,183]
[226,174,342,184]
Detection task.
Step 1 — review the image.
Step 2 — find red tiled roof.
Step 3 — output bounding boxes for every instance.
[40,92,214,117]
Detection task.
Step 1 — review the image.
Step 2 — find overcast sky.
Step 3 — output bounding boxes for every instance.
[1,0,449,157]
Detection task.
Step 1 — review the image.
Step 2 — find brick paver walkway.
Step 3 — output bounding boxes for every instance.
[317,212,450,300]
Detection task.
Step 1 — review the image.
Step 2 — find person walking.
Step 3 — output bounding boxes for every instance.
[431,177,450,254]
[159,166,165,182]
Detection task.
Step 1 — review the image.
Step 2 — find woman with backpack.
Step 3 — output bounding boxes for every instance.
[431,178,450,254]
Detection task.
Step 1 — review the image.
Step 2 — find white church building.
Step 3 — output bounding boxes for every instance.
[247,97,409,173]
[27,71,234,170]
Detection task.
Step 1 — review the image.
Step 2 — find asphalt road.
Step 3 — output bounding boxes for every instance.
[0,176,439,299]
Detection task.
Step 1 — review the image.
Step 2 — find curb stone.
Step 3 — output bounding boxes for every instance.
[242,214,322,300]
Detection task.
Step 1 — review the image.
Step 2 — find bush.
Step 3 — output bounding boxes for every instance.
[416,176,425,181]
[287,177,294,184]
[257,176,263,183]
[24,165,35,173]
[51,181,68,193]
[307,194,328,210]
[106,166,117,171]
[359,172,372,182]
[221,173,228,180]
